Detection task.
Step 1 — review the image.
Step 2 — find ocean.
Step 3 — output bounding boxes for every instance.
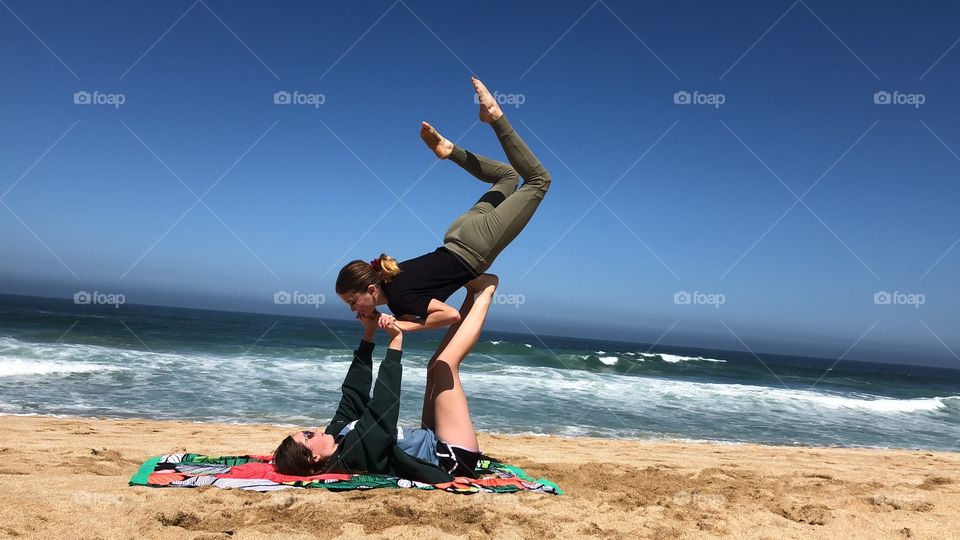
[1,293,959,451]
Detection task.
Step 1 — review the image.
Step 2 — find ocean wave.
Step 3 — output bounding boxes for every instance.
[0,335,351,378]
[598,356,619,366]
[644,353,727,363]
[0,358,122,377]
[807,394,951,413]
[461,364,956,417]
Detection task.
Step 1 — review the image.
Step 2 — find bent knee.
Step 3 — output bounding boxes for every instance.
[523,169,551,194]
[427,357,461,373]
[498,169,520,191]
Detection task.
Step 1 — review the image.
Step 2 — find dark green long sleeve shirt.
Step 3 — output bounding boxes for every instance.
[321,339,455,484]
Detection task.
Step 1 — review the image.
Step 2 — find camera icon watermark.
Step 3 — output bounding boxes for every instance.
[74,290,125,308]
[674,290,725,309]
[873,90,925,108]
[73,90,126,108]
[673,90,725,108]
[473,91,526,109]
[873,290,924,309]
[492,292,525,309]
[273,90,326,108]
[274,290,325,308]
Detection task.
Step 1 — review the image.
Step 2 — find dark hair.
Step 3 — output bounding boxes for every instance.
[272,435,326,476]
[335,254,401,295]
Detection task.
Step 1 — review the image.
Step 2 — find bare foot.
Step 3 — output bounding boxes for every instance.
[472,77,503,123]
[420,121,454,159]
[466,273,499,298]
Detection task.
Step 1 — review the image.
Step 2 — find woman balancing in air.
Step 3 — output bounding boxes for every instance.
[336,77,551,332]
[273,280,498,481]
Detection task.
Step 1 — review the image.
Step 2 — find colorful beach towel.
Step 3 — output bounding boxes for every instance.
[129,453,563,495]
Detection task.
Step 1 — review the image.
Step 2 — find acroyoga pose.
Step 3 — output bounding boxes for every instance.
[273,279,498,481]
[336,77,551,333]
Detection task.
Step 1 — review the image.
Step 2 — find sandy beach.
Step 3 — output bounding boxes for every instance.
[0,415,957,539]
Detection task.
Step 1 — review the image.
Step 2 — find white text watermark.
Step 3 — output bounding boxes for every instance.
[73,91,125,108]
[674,90,725,108]
[674,290,725,308]
[874,290,924,308]
[492,292,525,308]
[274,90,326,108]
[74,290,125,308]
[474,91,525,108]
[873,91,925,108]
[274,290,325,308]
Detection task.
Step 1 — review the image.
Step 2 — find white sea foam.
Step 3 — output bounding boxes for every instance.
[0,336,353,381]
[806,394,947,413]
[458,363,956,418]
[0,358,117,377]
[598,356,619,366]
[647,353,727,363]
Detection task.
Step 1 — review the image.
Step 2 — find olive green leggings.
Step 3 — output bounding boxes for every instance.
[442,114,551,274]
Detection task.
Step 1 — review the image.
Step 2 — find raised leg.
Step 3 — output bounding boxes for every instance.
[420,281,497,451]
[441,79,552,274]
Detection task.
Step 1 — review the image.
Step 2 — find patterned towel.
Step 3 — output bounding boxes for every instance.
[129,453,563,495]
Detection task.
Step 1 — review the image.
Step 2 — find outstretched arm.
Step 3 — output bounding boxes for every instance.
[347,321,404,461]
[326,314,378,432]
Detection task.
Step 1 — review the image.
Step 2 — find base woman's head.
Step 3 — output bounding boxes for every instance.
[336,254,400,316]
[273,430,338,476]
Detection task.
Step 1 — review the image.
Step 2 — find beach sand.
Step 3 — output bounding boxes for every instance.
[0,415,957,539]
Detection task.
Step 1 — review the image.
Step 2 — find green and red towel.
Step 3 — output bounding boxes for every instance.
[129,453,563,495]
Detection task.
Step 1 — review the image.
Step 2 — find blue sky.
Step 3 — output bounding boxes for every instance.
[1,0,959,367]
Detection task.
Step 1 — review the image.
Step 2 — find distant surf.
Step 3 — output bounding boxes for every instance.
[2,294,959,451]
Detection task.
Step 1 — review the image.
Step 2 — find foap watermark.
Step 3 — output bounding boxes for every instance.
[492,292,526,309]
[674,290,725,309]
[73,491,125,507]
[274,290,326,308]
[873,90,925,108]
[273,90,326,108]
[474,91,526,109]
[73,90,126,108]
[673,90,725,108]
[74,290,125,308]
[672,491,726,510]
[874,290,925,309]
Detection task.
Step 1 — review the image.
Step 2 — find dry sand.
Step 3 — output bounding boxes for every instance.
[0,415,957,539]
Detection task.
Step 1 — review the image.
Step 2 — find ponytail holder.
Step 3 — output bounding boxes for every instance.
[370,258,382,271]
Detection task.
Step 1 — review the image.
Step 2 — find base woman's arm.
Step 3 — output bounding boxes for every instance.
[351,322,405,452]
[327,314,378,428]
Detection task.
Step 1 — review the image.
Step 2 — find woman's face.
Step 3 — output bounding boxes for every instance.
[292,430,337,461]
[339,285,378,316]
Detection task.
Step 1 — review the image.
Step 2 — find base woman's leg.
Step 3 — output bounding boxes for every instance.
[422,284,495,451]
[420,291,475,430]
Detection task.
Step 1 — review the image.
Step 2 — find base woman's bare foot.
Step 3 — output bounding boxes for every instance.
[466,273,499,298]
[419,121,454,159]
[472,77,503,123]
